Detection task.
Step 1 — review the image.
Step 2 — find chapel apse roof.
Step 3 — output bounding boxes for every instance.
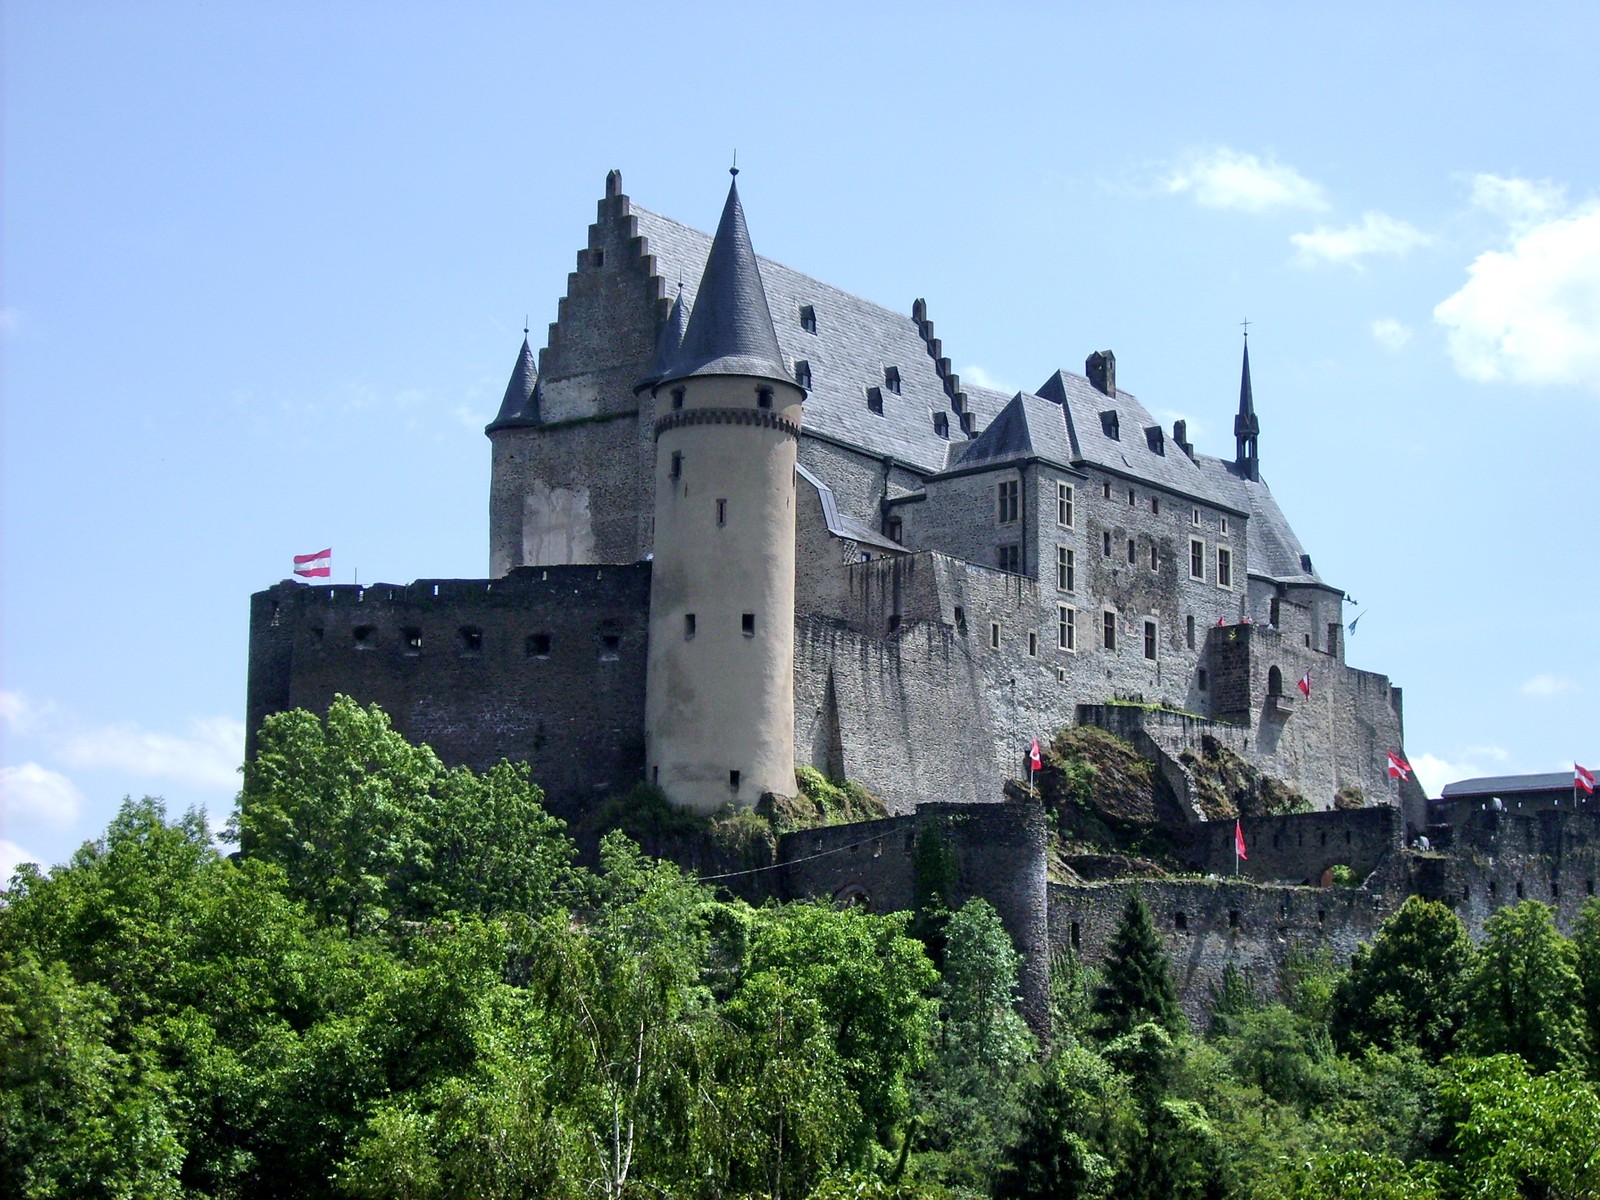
[631,204,1009,475]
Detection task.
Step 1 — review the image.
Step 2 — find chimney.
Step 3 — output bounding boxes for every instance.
[1172,419,1195,459]
[1086,350,1116,396]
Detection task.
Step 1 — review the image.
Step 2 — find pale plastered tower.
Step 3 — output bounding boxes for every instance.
[644,172,805,813]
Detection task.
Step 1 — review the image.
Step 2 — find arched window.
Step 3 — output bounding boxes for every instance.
[1267,666,1284,696]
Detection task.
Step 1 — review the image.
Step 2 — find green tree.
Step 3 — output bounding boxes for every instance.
[1092,892,1182,1038]
[1331,897,1475,1060]
[1573,896,1600,1077]
[993,1044,1134,1200]
[1459,900,1588,1072]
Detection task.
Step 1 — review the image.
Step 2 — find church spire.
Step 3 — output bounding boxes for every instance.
[658,172,789,388]
[486,328,539,431]
[1233,328,1259,481]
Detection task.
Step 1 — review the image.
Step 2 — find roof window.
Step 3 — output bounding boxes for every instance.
[866,386,884,414]
[884,366,901,393]
[799,304,817,334]
[933,412,949,438]
[794,359,811,389]
[1145,426,1165,455]
[1100,410,1120,440]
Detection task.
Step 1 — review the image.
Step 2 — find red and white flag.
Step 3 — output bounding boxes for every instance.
[1387,751,1412,781]
[293,548,332,578]
[1297,669,1312,698]
[1028,738,1043,773]
[1578,764,1596,796]
[1234,819,1248,861]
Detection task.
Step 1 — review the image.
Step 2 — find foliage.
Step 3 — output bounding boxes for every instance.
[1572,896,1600,1076]
[786,766,889,831]
[1458,900,1589,1072]
[1092,892,1183,1038]
[1328,864,1357,887]
[992,1043,1133,1200]
[1207,962,1261,1037]
[1332,897,1475,1060]
[1049,947,1100,1044]
[908,823,960,968]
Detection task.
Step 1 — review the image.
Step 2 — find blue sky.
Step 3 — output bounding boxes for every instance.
[4,2,1598,875]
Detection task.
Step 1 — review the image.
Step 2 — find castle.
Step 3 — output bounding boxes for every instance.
[246,170,1597,1027]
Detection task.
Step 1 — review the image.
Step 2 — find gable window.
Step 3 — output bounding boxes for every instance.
[1217,547,1233,589]
[1056,545,1075,591]
[1189,538,1205,580]
[997,544,1021,573]
[1057,483,1074,527]
[1144,619,1158,661]
[866,386,884,414]
[794,359,811,388]
[1103,611,1117,652]
[884,366,901,393]
[1146,426,1165,455]
[1058,604,1077,651]
[997,479,1020,524]
[799,304,817,333]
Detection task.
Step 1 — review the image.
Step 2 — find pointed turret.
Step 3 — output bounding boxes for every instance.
[1233,335,1260,481]
[486,333,539,431]
[635,285,690,393]
[658,174,790,388]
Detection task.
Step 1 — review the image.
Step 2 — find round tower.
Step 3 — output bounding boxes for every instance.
[644,172,805,813]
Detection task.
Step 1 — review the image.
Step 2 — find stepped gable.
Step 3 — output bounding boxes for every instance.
[658,175,790,386]
[955,391,1076,469]
[1192,454,1323,585]
[630,205,1010,474]
[635,285,689,393]
[485,334,540,430]
[1037,368,1237,509]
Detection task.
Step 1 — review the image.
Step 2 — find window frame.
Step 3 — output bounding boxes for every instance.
[1102,609,1118,652]
[1216,546,1233,589]
[997,478,1020,525]
[1058,603,1077,652]
[1056,545,1075,592]
[1189,537,1206,581]
[1057,482,1075,528]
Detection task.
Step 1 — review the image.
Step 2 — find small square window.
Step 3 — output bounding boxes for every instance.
[526,632,552,657]
[742,613,756,637]
[990,622,1001,650]
[600,634,621,661]
[459,626,483,654]
[799,304,816,333]
[353,625,375,649]
[884,366,901,393]
[866,386,884,414]
[1143,620,1157,661]
[1057,483,1074,527]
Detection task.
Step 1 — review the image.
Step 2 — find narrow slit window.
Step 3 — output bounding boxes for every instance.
[1185,614,1195,649]
[670,451,683,480]
[990,621,1001,650]
[1127,538,1136,564]
[1143,619,1157,661]
[1149,544,1158,571]
[741,613,756,637]
[1103,611,1117,651]
[1028,631,1038,657]
[1102,530,1112,557]
[684,614,696,640]
[716,498,727,526]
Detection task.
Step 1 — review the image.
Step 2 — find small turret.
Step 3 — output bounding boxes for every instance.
[634,285,690,394]
[1234,334,1259,481]
[485,332,540,432]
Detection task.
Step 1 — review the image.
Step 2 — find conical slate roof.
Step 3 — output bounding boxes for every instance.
[635,286,690,393]
[658,175,790,387]
[486,335,539,431]
[1233,341,1258,439]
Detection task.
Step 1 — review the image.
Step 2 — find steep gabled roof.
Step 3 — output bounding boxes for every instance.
[485,335,539,431]
[955,391,1076,470]
[1191,454,1323,585]
[658,176,790,387]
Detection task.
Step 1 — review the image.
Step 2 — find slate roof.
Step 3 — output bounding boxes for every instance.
[955,391,1077,470]
[1191,455,1323,586]
[636,286,688,393]
[632,205,1009,475]
[1440,772,1578,799]
[796,463,906,553]
[1035,369,1235,506]
[486,335,539,431]
[658,177,791,387]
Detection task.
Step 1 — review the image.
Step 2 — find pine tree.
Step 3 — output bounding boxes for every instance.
[1092,891,1182,1038]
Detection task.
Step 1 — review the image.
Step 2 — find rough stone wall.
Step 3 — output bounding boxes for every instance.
[1183,805,1402,882]
[1049,877,1395,1026]
[245,566,652,809]
[776,800,1051,1033]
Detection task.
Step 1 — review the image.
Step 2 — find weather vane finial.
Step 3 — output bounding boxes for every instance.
[524,314,529,337]
[1241,317,1251,339]
[730,149,738,178]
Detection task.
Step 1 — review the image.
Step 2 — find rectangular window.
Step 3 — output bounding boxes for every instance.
[742,613,756,636]
[1149,543,1158,571]
[684,614,696,639]
[990,621,1001,650]
[1028,631,1038,657]
[1127,488,1136,506]
[1056,546,1075,591]
[1191,507,1202,525]
[1126,538,1136,564]
[716,498,727,526]
[1217,547,1233,589]
[1103,611,1117,651]
[1058,604,1076,651]
[526,632,552,657]
[1220,516,1229,535]
[997,479,1020,524]
[670,451,683,480]
[1102,530,1112,557]
[1057,482,1074,527]
[730,769,741,789]
[886,516,903,543]
[1185,614,1195,649]
[799,304,816,333]
[1102,480,1112,499]
[1189,538,1205,580]
[1143,620,1157,661]
[1151,496,1160,515]
[997,544,1021,573]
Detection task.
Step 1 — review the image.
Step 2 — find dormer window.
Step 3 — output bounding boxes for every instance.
[933,412,949,438]
[1145,426,1165,455]
[794,359,811,389]
[1100,410,1120,440]
[799,304,817,333]
[884,366,901,393]
[866,386,884,414]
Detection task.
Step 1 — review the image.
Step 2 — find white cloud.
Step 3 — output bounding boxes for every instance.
[1469,173,1566,230]
[57,716,245,792]
[0,763,85,828]
[1291,212,1432,266]
[1520,673,1577,697]
[0,691,27,729]
[1370,318,1413,351]
[1,839,43,881]
[959,364,1014,394]
[1411,746,1511,798]
[1434,201,1600,390]
[1164,148,1328,213]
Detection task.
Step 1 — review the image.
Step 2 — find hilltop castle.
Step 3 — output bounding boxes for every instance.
[250,168,1424,830]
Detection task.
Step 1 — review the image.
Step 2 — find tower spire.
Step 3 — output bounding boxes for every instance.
[1233,325,1259,481]
[486,329,539,431]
